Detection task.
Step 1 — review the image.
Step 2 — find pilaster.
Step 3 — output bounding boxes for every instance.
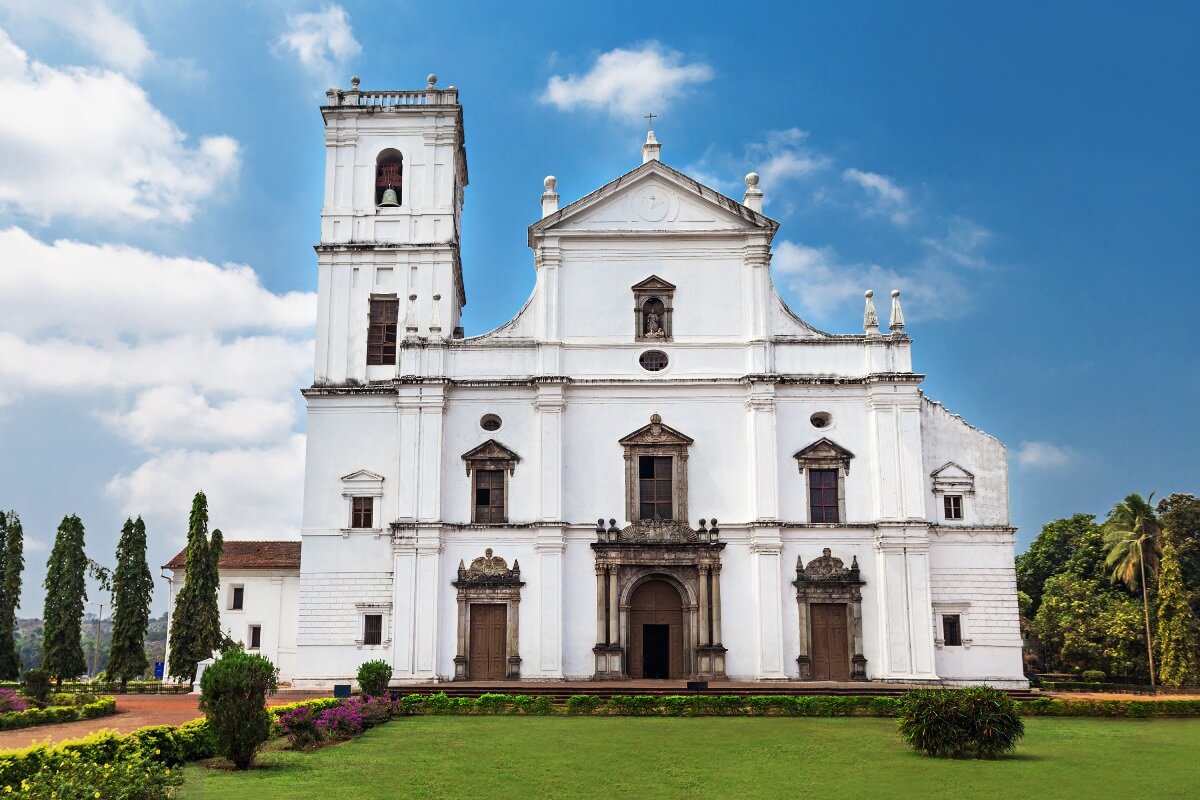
[746,381,779,521]
[749,527,787,680]
[534,527,566,678]
[873,525,938,680]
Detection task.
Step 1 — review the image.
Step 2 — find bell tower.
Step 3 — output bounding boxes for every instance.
[313,74,468,384]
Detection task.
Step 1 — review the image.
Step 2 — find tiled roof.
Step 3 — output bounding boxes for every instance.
[162,540,301,571]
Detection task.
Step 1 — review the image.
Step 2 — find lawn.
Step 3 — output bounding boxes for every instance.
[179,716,1200,799]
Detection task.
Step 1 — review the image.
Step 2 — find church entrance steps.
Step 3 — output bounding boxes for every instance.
[392,681,1041,702]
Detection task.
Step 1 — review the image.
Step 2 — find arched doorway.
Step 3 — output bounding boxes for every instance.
[627,579,684,679]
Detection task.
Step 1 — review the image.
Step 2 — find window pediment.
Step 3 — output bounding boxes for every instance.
[631,275,677,292]
[931,461,975,495]
[619,414,694,447]
[793,438,855,474]
[461,439,521,476]
[341,469,384,497]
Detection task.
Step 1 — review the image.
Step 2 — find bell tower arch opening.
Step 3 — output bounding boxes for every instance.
[375,149,403,207]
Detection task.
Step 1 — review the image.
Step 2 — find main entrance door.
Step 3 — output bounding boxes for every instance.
[468,603,507,680]
[810,603,850,681]
[628,580,684,679]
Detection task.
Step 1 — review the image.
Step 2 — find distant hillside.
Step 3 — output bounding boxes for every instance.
[14,612,167,677]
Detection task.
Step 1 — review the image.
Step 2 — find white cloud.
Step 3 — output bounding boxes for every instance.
[106,434,307,543]
[0,29,238,223]
[920,216,992,269]
[0,1,153,75]
[274,5,361,85]
[772,239,973,326]
[1016,441,1072,468]
[684,128,831,203]
[541,42,713,118]
[843,168,911,224]
[101,387,299,449]
[0,227,314,338]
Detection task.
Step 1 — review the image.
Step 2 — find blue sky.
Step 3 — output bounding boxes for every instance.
[0,1,1196,614]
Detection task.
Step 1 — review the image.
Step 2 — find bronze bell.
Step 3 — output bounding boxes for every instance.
[379,186,399,207]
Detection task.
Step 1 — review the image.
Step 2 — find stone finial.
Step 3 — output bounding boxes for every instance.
[405,293,418,333]
[889,289,905,333]
[642,128,662,164]
[350,76,360,89]
[743,172,764,213]
[863,290,880,337]
[427,73,437,88]
[430,293,442,334]
[541,175,559,218]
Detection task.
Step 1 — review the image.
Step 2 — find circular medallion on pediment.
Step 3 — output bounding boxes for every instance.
[633,184,672,223]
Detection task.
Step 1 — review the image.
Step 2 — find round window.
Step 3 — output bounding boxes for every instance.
[810,411,832,429]
[480,414,502,432]
[639,350,668,372]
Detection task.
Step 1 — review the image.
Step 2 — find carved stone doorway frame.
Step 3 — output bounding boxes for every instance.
[452,549,524,680]
[592,522,726,680]
[793,548,867,680]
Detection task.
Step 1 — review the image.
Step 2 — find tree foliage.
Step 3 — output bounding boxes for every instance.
[1158,493,1200,609]
[0,511,24,679]
[199,648,278,769]
[42,514,88,686]
[108,517,155,688]
[1033,574,1147,678]
[168,492,224,684]
[1156,539,1200,686]
[1103,493,1163,686]
[1016,514,1105,617]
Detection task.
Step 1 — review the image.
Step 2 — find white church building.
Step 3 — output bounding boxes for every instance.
[165,76,1026,688]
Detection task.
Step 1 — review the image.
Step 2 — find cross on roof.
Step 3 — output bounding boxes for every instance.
[644,112,657,130]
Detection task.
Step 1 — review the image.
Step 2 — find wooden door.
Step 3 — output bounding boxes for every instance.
[628,580,684,679]
[468,604,507,680]
[810,603,850,681]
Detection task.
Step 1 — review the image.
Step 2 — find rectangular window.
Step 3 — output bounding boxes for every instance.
[943,615,962,647]
[231,586,244,611]
[249,625,262,650]
[473,469,506,523]
[367,296,399,366]
[809,469,840,523]
[943,494,964,521]
[363,614,383,646]
[351,496,374,529]
[638,455,673,520]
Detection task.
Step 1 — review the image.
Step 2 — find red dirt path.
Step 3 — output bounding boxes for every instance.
[0,691,328,750]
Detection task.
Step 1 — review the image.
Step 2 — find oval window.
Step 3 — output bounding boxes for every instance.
[480,414,502,432]
[810,412,832,429]
[639,350,669,372]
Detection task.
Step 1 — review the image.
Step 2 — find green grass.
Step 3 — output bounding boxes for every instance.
[179,716,1200,800]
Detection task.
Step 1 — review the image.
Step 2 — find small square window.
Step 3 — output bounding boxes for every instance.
[942,615,962,647]
[364,614,383,646]
[230,586,244,611]
[943,494,963,521]
[249,625,262,650]
[351,496,374,529]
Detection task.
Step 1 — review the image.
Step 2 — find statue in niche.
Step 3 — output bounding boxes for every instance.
[642,298,667,338]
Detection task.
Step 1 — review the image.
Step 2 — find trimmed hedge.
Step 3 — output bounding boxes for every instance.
[0,680,190,696]
[0,696,116,731]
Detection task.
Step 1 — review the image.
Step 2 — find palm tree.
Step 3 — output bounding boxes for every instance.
[1102,493,1162,690]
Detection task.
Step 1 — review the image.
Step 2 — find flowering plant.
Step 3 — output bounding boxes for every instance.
[278,705,323,749]
[0,690,27,714]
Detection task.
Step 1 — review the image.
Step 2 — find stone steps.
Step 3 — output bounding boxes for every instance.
[392,684,1043,702]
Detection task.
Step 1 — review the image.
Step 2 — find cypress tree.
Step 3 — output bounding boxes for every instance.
[42,514,88,688]
[1157,539,1200,686]
[0,511,24,679]
[108,517,154,691]
[168,492,224,684]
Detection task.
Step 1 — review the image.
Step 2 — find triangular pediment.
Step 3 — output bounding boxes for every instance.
[341,469,384,482]
[528,160,777,246]
[930,461,974,479]
[631,274,676,292]
[619,414,694,446]
[461,439,521,463]
[793,438,855,462]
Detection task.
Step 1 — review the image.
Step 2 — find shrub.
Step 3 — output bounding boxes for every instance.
[198,650,278,770]
[316,702,365,739]
[566,695,603,715]
[278,704,322,749]
[14,746,181,799]
[0,689,25,713]
[1082,670,1106,683]
[127,724,185,766]
[356,659,392,697]
[531,695,555,716]
[510,694,533,713]
[20,670,50,704]
[477,692,510,715]
[898,687,1024,758]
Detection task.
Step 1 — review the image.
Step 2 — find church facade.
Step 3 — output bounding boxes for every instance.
[288,76,1026,687]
